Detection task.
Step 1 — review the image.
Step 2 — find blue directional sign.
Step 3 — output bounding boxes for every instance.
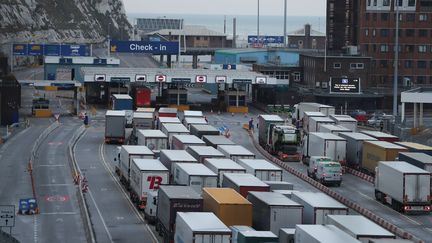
[61,44,90,56]
[44,44,61,56]
[93,58,107,65]
[28,44,44,56]
[12,44,28,56]
[248,35,284,44]
[110,40,179,55]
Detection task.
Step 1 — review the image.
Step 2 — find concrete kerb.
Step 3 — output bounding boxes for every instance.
[67,126,96,243]
[344,167,375,184]
[247,130,424,243]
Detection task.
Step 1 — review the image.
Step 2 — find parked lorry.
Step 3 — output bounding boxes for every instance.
[307,156,342,186]
[117,145,154,187]
[202,135,235,148]
[248,191,303,235]
[395,142,432,156]
[157,116,181,130]
[302,111,326,133]
[217,145,255,162]
[295,225,360,243]
[183,110,203,119]
[174,212,231,243]
[190,124,220,138]
[279,228,295,243]
[171,134,206,150]
[131,86,151,108]
[308,116,335,133]
[144,190,158,224]
[338,132,377,169]
[295,102,335,121]
[330,114,358,132]
[136,107,156,114]
[374,161,431,214]
[325,215,395,242]
[136,130,168,156]
[302,132,346,165]
[262,181,294,191]
[203,158,246,187]
[362,141,408,174]
[159,150,197,179]
[291,191,348,224]
[360,130,399,142]
[172,163,218,194]
[258,115,301,162]
[186,146,225,163]
[222,173,270,198]
[184,117,208,129]
[129,159,169,210]
[105,110,126,144]
[133,112,153,129]
[111,94,133,127]
[237,230,278,243]
[156,185,203,243]
[158,107,177,117]
[161,123,190,147]
[398,152,432,173]
[237,159,283,181]
[318,124,351,135]
[202,188,253,226]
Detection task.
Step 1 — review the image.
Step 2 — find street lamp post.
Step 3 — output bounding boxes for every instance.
[393,1,399,117]
[257,0,260,47]
[283,0,287,47]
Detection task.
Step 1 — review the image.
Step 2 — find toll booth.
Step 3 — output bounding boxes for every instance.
[162,79,190,110]
[223,80,251,113]
[32,98,51,117]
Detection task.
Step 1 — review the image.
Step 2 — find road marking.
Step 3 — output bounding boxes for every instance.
[33,215,38,243]
[38,184,73,187]
[99,143,159,243]
[38,164,65,167]
[426,228,432,233]
[87,188,114,243]
[40,212,77,215]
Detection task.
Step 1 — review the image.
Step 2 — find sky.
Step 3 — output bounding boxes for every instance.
[122,0,326,16]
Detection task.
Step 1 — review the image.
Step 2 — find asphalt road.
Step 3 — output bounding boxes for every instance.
[206,108,432,242]
[32,118,86,242]
[74,111,159,243]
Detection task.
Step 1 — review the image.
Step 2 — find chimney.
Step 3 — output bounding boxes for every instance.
[304,24,311,49]
[233,18,237,48]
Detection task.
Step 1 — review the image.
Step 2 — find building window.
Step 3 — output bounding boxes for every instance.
[405,60,413,68]
[373,13,377,21]
[408,0,416,6]
[204,37,208,40]
[419,14,428,21]
[418,60,427,68]
[350,63,365,69]
[383,0,390,6]
[368,0,371,6]
[374,0,377,6]
[372,29,376,36]
[380,29,389,37]
[405,29,415,37]
[405,45,414,52]
[333,63,341,69]
[380,44,389,52]
[419,45,427,52]
[373,44,377,52]
[293,72,301,82]
[196,36,201,40]
[396,0,403,7]
[419,29,428,37]
[365,29,369,36]
[366,13,370,21]
[381,13,389,21]
[364,44,369,52]
[407,13,416,22]
[417,76,425,84]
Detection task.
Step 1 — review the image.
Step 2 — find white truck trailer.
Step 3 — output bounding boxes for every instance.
[117,145,154,187]
[374,161,431,214]
[330,114,358,132]
[105,110,126,144]
[338,132,377,169]
[174,212,231,243]
[237,159,283,181]
[160,123,190,148]
[172,163,218,194]
[186,146,225,163]
[129,159,169,210]
[295,225,360,243]
[291,191,348,224]
[217,145,256,162]
[203,158,246,187]
[302,132,346,165]
[136,130,168,156]
[171,134,206,150]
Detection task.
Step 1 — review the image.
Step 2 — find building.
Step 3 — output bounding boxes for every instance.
[288,24,326,49]
[146,25,231,49]
[0,75,21,125]
[214,49,299,66]
[328,0,432,87]
[136,18,183,34]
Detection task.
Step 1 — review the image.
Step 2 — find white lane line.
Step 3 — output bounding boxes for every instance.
[99,143,159,243]
[40,212,77,215]
[425,228,432,233]
[87,188,114,243]
[38,184,73,187]
[38,164,65,167]
[33,215,38,243]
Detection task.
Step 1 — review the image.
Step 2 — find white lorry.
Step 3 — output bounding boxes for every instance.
[160,123,190,148]
[174,212,231,243]
[136,130,168,156]
[307,156,342,186]
[172,163,218,194]
[295,102,335,121]
[129,159,169,210]
[117,145,154,188]
[203,158,246,187]
[217,145,256,162]
[237,159,283,181]
[302,132,346,166]
[374,161,431,214]
[295,225,360,243]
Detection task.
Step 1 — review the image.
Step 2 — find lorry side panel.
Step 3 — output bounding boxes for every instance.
[314,209,348,224]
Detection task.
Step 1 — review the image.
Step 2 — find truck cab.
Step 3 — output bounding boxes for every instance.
[271,125,301,161]
[308,156,342,186]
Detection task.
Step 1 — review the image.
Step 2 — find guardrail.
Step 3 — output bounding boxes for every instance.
[247,130,425,243]
[67,126,96,243]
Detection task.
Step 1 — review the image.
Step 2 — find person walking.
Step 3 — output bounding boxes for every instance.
[248,118,254,132]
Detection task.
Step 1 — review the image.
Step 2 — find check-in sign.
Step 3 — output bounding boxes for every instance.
[256,77,267,84]
[215,76,226,83]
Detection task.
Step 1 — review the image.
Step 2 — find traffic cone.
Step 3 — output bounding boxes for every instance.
[231,112,234,117]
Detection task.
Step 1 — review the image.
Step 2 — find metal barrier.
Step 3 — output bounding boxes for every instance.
[247,130,425,243]
[67,126,96,243]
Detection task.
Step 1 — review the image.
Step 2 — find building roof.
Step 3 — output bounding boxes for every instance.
[147,25,226,37]
[288,26,325,37]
